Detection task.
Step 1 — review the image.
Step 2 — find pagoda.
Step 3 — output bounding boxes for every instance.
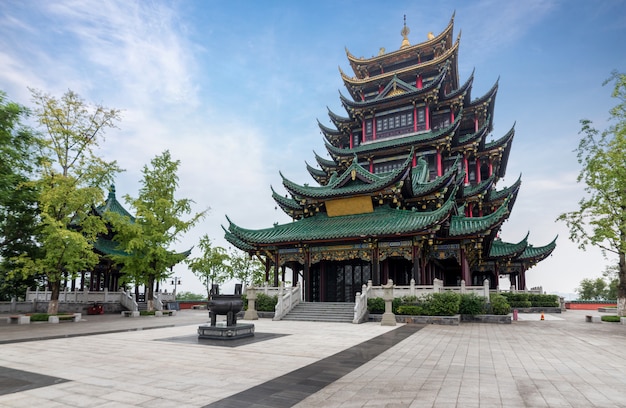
[224,14,556,302]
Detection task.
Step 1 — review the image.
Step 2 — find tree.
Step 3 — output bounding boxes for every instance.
[112,150,206,311]
[0,91,42,300]
[557,71,626,316]
[13,89,121,314]
[186,235,231,300]
[229,248,265,287]
[576,277,607,301]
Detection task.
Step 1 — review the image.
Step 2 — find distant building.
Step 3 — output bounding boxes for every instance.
[225,14,556,302]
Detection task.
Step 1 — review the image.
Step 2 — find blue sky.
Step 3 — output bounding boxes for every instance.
[1,0,625,298]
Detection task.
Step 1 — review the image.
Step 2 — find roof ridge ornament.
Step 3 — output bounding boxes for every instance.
[400,15,411,49]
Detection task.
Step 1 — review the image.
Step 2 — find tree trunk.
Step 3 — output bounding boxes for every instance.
[47,281,60,314]
[146,274,155,311]
[618,252,626,316]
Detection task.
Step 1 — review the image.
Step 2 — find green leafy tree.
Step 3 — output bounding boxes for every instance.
[186,235,231,300]
[13,89,121,314]
[0,91,42,300]
[558,71,626,316]
[576,277,608,300]
[229,248,265,287]
[112,150,205,311]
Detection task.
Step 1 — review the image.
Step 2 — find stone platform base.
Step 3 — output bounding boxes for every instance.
[197,323,255,340]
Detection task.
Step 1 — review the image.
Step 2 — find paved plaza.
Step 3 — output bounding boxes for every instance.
[0,309,625,407]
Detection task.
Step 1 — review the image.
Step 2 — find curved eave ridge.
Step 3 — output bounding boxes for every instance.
[223,226,256,252]
[314,151,340,171]
[442,69,474,101]
[409,156,459,198]
[281,151,412,199]
[462,174,495,198]
[318,120,344,138]
[341,37,459,86]
[457,114,490,145]
[272,186,301,211]
[469,77,499,108]
[487,174,522,203]
[327,108,352,126]
[448,198,510,237]
[226,193,455,245]
[345,13,455,69]
[340,65,447,108]
[484,124,515,151]
[373,76,418,101]
[519,236,558,262]
[326,110,462,158]
[488,233,529,258]
[306,162,329,183]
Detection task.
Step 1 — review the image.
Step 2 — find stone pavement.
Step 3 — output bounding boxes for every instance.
[0,309,625,407]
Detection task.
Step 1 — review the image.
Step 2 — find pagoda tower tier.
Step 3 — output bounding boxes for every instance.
[225,15,556,301]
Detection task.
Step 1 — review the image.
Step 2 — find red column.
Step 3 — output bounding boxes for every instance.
[412,151,416,167]
[373,115,377,140]
[425,105,430,130]
[488,157,493,176]
[362,120,366,143]
[474,115,478,132]
[450,109,454,124]
[436,149,442,177]
[476,158,481,183]
[349,131,353,149]
[413,106,418,132]
[468,203,474,218]
[369,159,374,173]
[417,74,423,89]
[464,154,469,184]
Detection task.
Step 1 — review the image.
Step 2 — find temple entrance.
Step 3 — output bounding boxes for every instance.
[439,258,462,286]
[471,271,496,289]
[382,257,412,286]
[310,260,371,302]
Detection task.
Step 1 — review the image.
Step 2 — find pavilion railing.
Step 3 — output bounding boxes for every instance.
[353,281,372,324]
[120,290,138,312]
[25,288,174,307]
[273,282,301,321]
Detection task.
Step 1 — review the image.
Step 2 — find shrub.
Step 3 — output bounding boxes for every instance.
[423,292,460,316]
[367,297,385,313]
[601,315,621,323]
[502,292,531,308]
[396,305,424,315]
[489,294,511,315]
[459,293,486,316]
[29,313,50,321]
[529,294,559,307]
[256,293,278,312]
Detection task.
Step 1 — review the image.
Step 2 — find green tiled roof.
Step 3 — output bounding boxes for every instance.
[225,192,456,246]
[448,198,510,237]
[339,65,448,109]
[325,112,461,158]
[489,234,529,258]
[281,151,412,200]
[518,236,557,262]
[484,124,514,151]
[93,236,128,256]
[408,156,459,198]
[457,115,489,145]
[272,186,301,212]
[462,174,495,199]
[487,175,521,203]
[95,185,134,221]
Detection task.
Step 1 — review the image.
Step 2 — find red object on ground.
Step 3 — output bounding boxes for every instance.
[565,302,616,310]
[87,304,104,315]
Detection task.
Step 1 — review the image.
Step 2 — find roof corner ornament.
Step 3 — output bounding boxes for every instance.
[400,15,411,49]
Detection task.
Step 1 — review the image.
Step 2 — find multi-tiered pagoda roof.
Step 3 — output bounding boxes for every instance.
[225,14,555,296]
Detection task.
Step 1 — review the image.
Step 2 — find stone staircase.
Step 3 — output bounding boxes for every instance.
[282,302,355,323]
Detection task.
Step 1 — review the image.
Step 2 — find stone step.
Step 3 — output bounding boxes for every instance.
[282,302,355,323]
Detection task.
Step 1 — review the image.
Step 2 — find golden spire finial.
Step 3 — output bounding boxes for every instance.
[400,15,411,49]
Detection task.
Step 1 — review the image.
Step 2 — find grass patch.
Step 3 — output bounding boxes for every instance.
[601,315,621,323]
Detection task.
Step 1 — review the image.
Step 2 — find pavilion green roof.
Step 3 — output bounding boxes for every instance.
[281,151,412,200]
[489,234,529,258]
[518,236,558,262]
[448,198,510,237]
[95,185,134,221]
[325,111,461,158]
[225,190,456,247]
